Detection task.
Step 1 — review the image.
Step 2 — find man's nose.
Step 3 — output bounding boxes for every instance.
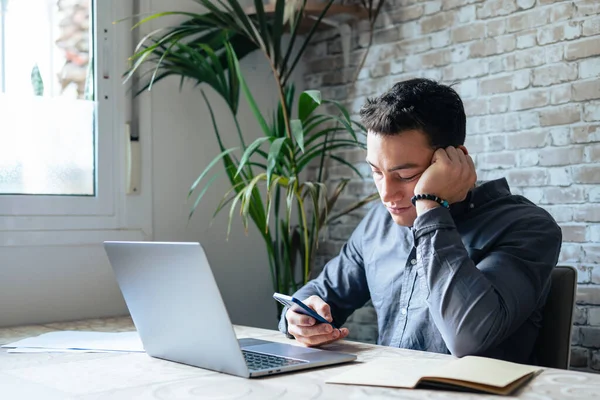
[379,177,402,203]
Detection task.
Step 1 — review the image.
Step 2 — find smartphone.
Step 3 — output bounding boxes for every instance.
[273,292,337,329]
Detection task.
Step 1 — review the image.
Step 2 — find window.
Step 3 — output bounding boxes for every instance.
[0,0,95,196]
[0,0,151,243]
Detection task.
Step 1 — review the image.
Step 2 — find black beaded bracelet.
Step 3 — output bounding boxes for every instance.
[411,194,450,209]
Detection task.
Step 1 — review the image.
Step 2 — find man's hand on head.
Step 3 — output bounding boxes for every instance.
[285,295,350,347]
[413,146,477,215]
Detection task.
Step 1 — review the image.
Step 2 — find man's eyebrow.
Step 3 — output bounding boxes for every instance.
[366,159,419,172]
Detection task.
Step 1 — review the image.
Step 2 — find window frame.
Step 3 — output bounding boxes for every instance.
[0,0,152,244]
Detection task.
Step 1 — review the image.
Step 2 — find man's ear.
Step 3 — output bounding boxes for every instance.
[458,145,469,155]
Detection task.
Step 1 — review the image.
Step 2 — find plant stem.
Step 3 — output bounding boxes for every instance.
[352,0,386,83]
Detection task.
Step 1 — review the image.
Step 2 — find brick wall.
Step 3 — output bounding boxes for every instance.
[303,0,600,372]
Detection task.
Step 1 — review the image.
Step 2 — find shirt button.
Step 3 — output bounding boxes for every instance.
[410,259,417,265]
[401,308,407,315]
[469,203,475,209]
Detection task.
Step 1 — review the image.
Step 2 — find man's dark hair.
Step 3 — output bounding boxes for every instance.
[359,78,466,148]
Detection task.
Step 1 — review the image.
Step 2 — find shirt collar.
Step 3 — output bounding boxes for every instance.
[450,178,512,218]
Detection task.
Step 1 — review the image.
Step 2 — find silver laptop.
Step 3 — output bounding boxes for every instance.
[103,241,356,378]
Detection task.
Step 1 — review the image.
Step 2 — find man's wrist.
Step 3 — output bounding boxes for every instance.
[415,199,441,215]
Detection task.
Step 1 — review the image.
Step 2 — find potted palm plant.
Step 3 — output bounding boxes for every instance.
[125,0,380,305]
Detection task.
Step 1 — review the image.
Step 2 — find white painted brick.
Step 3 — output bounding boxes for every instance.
[560,243,583,263]
[421,69,443,81]
[590,308,600,326]
[582,16,600,36]
[572,124,600,143]
[533,63,578,87]
[550,84,573,105]
[454,79,478,99]
[507,168,548,187]
[477,169,507,181]
[590,225,600,242]
[577,268,591,285]
[450,46,470,63]
[584,101,600,122]
[510,89,549,111]
[505,113,520,131]
[579,58,600,79]
[357,68,370,80]
[574,205,600,223]
[578,286,600,306]
[522,187,544,203]
[514,47,545,69]
[584,144,600,162]
[539,147,585,166]
[516,31,537,49]
[390,60,404,74]
[477,0,518,20]
[537,21,582,45]
[431,31,451,48]
[458,5,476,23]
[516,0,535,10]
[550,127,571,146]
[545,205,574,222]
[511,187,523,196]
[487,19,507,37]
[584,244,600,264]
[477,152,516,170]
[486,134,506,151]
[548,166,572,186]
[506,130,548,150]
[546,45,565,64]
[424,0,442,15]
[514,69,531,89]
[465,135,485,153]
[518,150,539,167]
[518,111,540,129]
[576,0,600,18]
[443,59,488,80]
[489,95,509,113]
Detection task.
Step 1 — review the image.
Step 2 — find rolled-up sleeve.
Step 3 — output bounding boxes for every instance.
[278,215,372,336]
[413,206,562,357]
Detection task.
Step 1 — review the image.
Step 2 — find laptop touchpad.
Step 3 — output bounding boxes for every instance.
[243,342,323,360]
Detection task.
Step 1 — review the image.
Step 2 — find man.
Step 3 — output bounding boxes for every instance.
[278,78,562,364]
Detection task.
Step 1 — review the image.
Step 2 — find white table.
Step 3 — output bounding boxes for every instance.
[1,316,599,399]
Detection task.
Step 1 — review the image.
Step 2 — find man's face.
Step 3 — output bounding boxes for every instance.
[366,130,435,227]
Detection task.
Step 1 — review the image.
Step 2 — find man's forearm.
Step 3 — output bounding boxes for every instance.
[413,207,546,357]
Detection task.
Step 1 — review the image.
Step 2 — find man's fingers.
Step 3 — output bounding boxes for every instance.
[285,309,316,327]
[287,322,335,338]
[432,148,450,164]
[445,146,462,163]
[292,327,349,347]
[466,155,477,185]
[305,296,333,322]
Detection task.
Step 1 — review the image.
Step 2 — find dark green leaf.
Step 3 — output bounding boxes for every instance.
[229,43,271,136]
[236,137,270,177]
[291,120,304,153]
[267,137,287,189]
[189,172,221,220]
[298,90,321,122]
[188,147,238,198]
[329,154,364,177]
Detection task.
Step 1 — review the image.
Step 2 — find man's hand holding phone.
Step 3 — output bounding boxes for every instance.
[276,294,350,347]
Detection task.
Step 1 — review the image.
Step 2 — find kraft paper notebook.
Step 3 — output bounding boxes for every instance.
[326,355,543,396]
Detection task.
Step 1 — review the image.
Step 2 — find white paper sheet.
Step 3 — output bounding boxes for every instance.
[7,348,128,354]
[1,331,145,353]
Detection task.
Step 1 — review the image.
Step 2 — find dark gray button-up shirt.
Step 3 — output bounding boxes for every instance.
[279,178,562,363]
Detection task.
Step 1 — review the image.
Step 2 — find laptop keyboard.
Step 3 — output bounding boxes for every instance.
[242,350,307,371]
